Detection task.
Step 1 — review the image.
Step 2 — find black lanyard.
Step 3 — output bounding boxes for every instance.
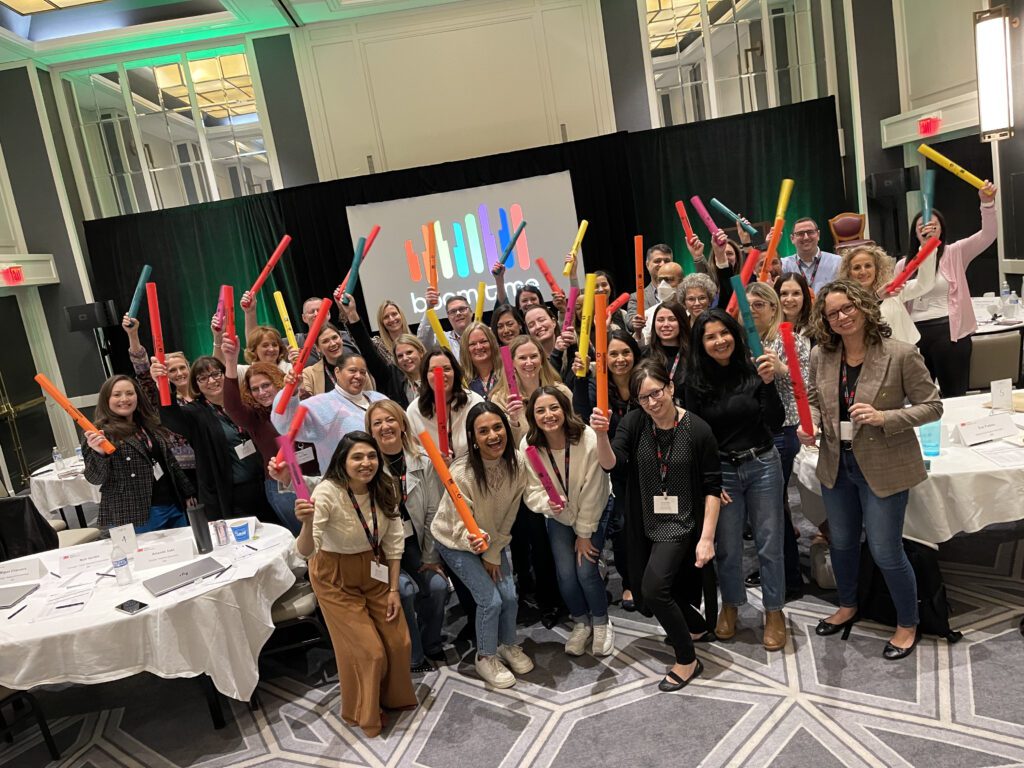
[840,354,861,410]
[346,488,380,560]
[480,371,496,395]
[652,413,681,495]
[798,254,821,287]
[207,402,249,440]
[543,445,570,501]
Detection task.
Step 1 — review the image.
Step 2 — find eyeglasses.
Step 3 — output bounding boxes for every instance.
[448,306,470,316]
[748,300,772,311]
[249,382,275,395]
[637,385,668,405]
[792,229,818,239]
[196,370,224,384]
[684,295,709,306]
[825,303,858,322]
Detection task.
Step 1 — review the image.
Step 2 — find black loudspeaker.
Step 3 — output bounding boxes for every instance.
[866,168,909,200]
[64,300,118,332]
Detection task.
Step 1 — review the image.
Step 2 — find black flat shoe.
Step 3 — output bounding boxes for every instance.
[815,616,856,640]
[621,597,637,612]
[658,659,703,692]
[410,660,434,674]
[691,631,716,643]
[744,571,761,587]
[883,629,921,660]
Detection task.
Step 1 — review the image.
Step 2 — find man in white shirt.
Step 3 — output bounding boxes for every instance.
[626,244,675,331]
[417,289,472,356]
[780,218,841,293]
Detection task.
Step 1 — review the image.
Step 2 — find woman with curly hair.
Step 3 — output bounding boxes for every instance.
[801,280,941,660]
[839,244,935,345]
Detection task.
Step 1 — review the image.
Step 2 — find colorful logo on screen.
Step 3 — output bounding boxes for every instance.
[405,203,530,282]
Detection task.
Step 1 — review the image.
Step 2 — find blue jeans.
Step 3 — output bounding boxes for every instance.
[435,543,517,656]
[821,450,919,627]
[136,504,187,533]
[399,533,449,664]
[265,478,301,535]
[716,448,785,611]
[773,426,803,591]
[546,496,611,625]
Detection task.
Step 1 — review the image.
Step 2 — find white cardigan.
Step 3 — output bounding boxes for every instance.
[520,426,611,538]
[406,390,484,460]
[880,252,937,345]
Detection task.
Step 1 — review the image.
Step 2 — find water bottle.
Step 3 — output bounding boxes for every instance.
[74,446,83,462]
[52,446,65,472]
[111,544,133,586]
[1008,291,1020,320]
[1001,280,1011,301]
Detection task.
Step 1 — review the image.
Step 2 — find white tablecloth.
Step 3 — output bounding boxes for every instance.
[0,523,298,700]
[971,296,1024,335]
[28,459,100,517]
[794,391,1024,546]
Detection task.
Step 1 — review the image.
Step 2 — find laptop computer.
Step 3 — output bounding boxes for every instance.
[143,557,228,597]
[0,583,39,609]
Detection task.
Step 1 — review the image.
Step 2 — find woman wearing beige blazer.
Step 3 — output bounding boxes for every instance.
[801,280,941,660]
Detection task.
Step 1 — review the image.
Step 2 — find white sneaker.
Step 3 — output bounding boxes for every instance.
[564,622,592,656]
[591,621,615,656]
[474,655,515,688]
[497,644,535,674]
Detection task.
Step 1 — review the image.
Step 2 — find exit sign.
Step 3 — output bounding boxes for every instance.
[918,115,942,136]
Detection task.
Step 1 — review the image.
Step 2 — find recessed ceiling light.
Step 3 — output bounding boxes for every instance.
[0,0,110,15]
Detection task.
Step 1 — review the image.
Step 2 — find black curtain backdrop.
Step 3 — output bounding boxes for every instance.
[85,97,845,370]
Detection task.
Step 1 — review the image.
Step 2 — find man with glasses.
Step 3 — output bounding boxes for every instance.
[294,297,359,363]
[417,289,472,356]
[627,244,675,329]
[780,218,840,293]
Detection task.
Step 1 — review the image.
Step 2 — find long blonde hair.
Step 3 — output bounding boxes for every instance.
[487,334,563,405]
[745,282,782,344]
[838,245,894,294]
[376,301,411,355]
[366,399,419,455]
[458,322,501,380]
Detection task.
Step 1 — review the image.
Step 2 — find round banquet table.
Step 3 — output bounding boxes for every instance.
[0,522,299,700]
[28,458,100,525]
[793,391,1024,546]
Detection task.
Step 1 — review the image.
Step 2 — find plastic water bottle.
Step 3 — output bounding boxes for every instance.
[1001,280,1011,301]
[111,544,133,586]
[1008,291,1020,320]
[74,446,83,462]
[52,446,64,472]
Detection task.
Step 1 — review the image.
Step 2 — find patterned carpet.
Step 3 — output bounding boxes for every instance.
[4,516,1024,768]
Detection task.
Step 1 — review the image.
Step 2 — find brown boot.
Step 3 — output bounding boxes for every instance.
[715,605,737,640]
[763,610,787,651]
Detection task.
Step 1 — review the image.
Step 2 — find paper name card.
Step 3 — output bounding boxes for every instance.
[58,546,109,576]
[109,523,138,556]
[0,557,44,585]
[991,379,1014,413]
[134,538,195,572]
[956,413,1018,446]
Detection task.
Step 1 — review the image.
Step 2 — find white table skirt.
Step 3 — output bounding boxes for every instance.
[0,523,298,700]
[28,459,100,517]
[794,391,1024,546]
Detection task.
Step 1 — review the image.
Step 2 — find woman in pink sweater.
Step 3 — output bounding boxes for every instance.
[899,182,997,396]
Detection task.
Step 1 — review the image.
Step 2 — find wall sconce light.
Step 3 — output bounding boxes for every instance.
[974,6,1014,142]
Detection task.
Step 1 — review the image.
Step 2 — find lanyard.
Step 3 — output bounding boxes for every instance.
[840,353,860,410]
[481,371,496,396]
[207,402,249,440]
[387,453,408,509]
[669,350,682,379]
[798,254,821,286]
[651,413,681,495]
[543,445,571,501]
[346,488,380,560]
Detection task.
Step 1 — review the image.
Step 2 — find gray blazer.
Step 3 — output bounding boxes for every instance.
[807,337,942,498]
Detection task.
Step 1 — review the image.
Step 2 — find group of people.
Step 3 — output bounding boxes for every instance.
[77,183,997,737]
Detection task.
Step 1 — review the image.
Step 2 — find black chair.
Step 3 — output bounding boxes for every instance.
[0,496,58,563]
[0,688,60,761]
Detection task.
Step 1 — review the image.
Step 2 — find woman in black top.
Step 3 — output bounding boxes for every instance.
[593,362,722,692]
[643,301,690,394]
[572,329,641,610]
[339,293,423,407]
[83,375,193,532]
[684,309,787,651]
[151,355,274,522]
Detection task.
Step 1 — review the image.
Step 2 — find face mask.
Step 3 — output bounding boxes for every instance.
[656,280,675,302]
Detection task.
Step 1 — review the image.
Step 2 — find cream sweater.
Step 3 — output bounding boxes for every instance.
[310,479,404,560]
[429,454,527,565]
[406,390,484,460]
[520,427,610,538]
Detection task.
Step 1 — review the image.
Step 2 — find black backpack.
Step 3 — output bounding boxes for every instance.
[856,539,963,643]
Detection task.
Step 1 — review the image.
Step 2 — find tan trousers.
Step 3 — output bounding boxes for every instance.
[310,550,417,737]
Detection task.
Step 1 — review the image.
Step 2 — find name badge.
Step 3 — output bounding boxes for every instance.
[295,446,315,465]
[840,421,853,441]
[235,440,256,459]
[153,463,165,481]
[653,495,677,515]
[370,560,390,583]
[403,519,415,539]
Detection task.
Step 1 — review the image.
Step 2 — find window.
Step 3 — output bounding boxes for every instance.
[647,0,829,126]
[61,46,275,218]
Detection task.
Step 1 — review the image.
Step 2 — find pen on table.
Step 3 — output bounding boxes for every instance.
[7,605,26,620]
[55,602,84,610]
[245,544,257,551]
[215,564,234,580]
[95,570,114,581]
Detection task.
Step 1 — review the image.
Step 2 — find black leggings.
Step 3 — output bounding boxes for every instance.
[642,538,707,665]
[915,316,971,397]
